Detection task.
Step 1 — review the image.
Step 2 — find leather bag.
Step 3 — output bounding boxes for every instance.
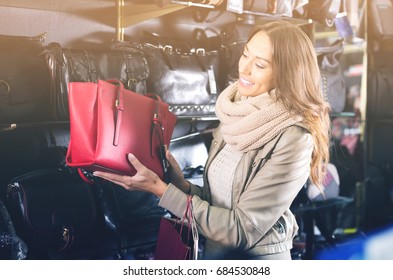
[0,33,45,53]
[154,195,199,260]
[5,169,99,256]
[305,0,343,27]
[42,42,149,120]
[0,198,28,259]
[369,0,393,41]
[66,79,177,180]
[142,40,224,117]
[0,49,51,123]
[316,40,346,113]
[220,22,254,86]
[367,66,393,119]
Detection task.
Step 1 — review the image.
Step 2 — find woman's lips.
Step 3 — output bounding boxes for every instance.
[239,76,254,86]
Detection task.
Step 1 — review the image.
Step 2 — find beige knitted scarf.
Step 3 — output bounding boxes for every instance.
[215,81,304,152]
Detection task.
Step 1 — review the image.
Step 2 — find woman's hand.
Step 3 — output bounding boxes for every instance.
[93,153,168,197]
[166,150,191,194]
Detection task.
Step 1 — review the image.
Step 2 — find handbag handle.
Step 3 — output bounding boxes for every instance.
[177,195,199,260]
[178,195,193,242]
[106,79,125,147]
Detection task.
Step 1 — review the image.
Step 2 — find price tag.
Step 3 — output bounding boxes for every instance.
[207,66,217,95]
[226,0,243,14]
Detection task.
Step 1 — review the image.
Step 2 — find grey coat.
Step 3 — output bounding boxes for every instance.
[159,125,313,257]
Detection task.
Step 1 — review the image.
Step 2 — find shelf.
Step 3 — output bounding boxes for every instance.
[0,0,188,40]
[330,112,357,118]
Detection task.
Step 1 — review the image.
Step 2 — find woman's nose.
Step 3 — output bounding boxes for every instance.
[238,58,251,75]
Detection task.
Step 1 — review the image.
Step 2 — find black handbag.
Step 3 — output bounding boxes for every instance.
[0,47,52,123]
[316,39,346,113]
[0,33,45,53]
[220,22,254,86]
[0,122,70,172]
[4,169,101,257]
[42,42,149,120]
[367,66,393,119]
[369,0,393,41]
[304,0,343,27]
[0,198,28,260]
[142,36,224,117]
[96,181,168,235]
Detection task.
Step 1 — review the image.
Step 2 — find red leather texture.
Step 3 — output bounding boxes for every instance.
[66,80,177,180]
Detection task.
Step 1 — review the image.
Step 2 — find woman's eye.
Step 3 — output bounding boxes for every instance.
[256,63,264,69]
[242,52,248,58]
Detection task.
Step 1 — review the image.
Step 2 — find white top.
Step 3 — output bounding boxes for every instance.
[204,144,243,258]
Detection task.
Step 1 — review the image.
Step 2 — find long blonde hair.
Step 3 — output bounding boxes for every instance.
[248,21,331,188]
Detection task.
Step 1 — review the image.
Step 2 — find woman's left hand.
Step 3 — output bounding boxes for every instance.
[93,153,168,197]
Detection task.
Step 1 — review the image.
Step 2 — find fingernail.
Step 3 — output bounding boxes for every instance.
[128,153,135,160]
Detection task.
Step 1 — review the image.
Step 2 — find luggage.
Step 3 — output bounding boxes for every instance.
[42,42,149,120]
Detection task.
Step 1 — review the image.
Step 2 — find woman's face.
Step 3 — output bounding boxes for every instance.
[238,31,275,97]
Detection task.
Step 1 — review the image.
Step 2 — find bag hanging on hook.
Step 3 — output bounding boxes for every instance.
[142,32,225,117]
[316,39,346,113]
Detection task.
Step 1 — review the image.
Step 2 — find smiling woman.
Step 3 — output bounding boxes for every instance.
[237,31,274,97]
[92,20,332,260]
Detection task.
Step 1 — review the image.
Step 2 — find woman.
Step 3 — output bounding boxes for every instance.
[93,21,331,260]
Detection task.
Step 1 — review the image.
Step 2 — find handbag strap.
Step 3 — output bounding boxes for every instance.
[179,195,199,260]
[178,195,193,241]
[147,93,171,182]
[106,79,125,146]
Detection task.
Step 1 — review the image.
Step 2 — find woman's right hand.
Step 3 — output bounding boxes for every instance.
[166,150,190,193]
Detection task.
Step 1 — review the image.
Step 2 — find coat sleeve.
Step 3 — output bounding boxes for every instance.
[159,126,313,250]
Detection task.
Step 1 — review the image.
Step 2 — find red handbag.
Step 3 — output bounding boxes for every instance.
[66,79,177,180]
[154,195,199,260]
